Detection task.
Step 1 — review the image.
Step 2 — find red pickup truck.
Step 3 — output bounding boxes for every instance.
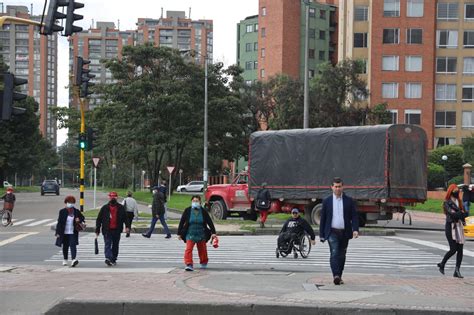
[205,125,428,226]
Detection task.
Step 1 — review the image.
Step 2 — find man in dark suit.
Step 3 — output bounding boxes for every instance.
[319,177,359,285]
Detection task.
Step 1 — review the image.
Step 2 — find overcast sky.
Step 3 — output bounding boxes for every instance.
[10,0,259,145]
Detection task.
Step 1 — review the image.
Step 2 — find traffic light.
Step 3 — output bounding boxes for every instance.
[1,73,28,121]
[43,0,68,36]
[86,127,97,151]
[64,1,84,36]
[74,56,95,98]
[78,132,87,150]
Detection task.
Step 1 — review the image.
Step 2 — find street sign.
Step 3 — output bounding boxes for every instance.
[167,166,175,174]
[92,157,100,168]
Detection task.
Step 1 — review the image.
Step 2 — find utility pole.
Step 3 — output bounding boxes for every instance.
[303,0,310,129]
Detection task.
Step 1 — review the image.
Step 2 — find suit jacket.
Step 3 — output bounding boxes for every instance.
[319,193,359,241]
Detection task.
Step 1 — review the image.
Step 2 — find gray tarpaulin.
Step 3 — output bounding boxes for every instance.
[249,124,427,201]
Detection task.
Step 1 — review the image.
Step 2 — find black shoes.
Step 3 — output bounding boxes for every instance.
[105,259,112,266]
[333,276,341,285]
[126,233,130,238]
[142,233,150,238]
[260,222,265,228]
[453,267,463,278]
[437,263,445,275]
[165,234,172,239]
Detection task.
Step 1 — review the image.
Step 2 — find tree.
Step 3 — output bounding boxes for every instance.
[428,145,464,180]
[462,136,474,165]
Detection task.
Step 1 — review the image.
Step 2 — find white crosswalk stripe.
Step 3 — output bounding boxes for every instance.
[11,219,36,226]
[3,218,56,227]
[45,234,468,270]
[25,219,56,227]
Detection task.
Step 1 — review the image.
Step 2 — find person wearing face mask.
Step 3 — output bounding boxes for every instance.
[55,196,85,267]
[1,187,16,226]
[178,195,217,271]
[95,191,130,266]
[142,186,171,239]
[438,184,468,278]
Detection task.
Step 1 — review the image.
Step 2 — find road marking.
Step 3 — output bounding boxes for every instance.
[0,232,38,247]
[25,219,56,227]
[52,267,175,273]
[12,219,35,226]
[45,221,57,227]
[389,236,474,258]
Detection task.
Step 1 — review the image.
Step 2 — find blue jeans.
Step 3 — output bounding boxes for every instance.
[463,201,470,217]
[103,229,121,262]
[62,234,77,260]
[327,229,349,278]
[145,215,171,237]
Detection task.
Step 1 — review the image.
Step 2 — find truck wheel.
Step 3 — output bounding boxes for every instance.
[210,200,228,220]
[305,203,322,225]
[358,213,366,227]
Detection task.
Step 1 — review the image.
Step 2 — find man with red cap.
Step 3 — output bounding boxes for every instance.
[1,187,16,226]
[95,191,130,266]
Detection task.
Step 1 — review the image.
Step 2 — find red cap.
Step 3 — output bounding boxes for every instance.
[6,187,13,192]
[108,191,118,198]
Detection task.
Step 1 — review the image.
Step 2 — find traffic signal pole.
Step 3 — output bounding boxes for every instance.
[73,86,86,212]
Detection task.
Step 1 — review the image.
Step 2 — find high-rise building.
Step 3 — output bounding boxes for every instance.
[237,0,337,83]
[69,11,213,110]
[0,5,58,146]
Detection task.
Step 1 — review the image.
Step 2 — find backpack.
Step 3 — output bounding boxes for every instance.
[255,188,271,210]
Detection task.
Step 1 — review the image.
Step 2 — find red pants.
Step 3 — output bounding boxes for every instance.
[259,210,268,223]
[184,240,208,266]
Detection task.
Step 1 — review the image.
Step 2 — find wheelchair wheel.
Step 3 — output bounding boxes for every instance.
[1,210,12,227]
[293,251,298,259]
[275,248,280,258]
[298,234,312,258]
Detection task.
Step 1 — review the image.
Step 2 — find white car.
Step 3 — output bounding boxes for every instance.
[3,181,12,188]
[177,181,205,192]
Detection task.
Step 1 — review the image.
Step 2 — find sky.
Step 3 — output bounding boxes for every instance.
[9,0,259,145]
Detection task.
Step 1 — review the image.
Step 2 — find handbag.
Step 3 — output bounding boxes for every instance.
[94,238,99,255]
[75,221,86,232]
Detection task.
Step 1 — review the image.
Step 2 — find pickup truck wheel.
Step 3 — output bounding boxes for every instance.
[306,203,322,225]
[210,200,228,220]
[181,188,187,192]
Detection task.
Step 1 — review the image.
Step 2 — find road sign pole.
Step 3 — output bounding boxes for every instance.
[93,166,97,209]
[169,173,172,201]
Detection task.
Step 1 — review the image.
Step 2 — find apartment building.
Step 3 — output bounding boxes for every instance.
[69,11,213,110]
[0,5,58,145]
[339,0,474,149]
[237,0,337,83]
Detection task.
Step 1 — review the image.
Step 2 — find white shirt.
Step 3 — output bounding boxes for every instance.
[64,215,74,234]
[331,194,345,229]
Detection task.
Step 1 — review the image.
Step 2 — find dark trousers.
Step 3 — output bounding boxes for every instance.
[62,234,77,260]
[441,223,464,268]
[327,229,349,277]
[145,215,171,237]
[126,212,134,235]
[104,229,121,262]
[277,232,298,252]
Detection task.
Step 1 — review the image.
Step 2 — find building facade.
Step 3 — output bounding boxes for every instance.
[69,11,213,110]
[0,5,58,145]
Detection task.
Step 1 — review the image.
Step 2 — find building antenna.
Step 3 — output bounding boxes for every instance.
[189,7,191,19]
[117,19,120,30]
[91,19,94,29]
[161,7,163,19]
[30,3,33,15]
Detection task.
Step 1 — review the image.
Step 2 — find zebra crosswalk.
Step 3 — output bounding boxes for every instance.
[6,218,57,227]
[45,234,467,271]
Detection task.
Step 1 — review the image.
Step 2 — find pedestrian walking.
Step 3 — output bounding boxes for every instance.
[142,186,171,239]
[178,195,217,271]
[95,191,130,266]
[55,196,85,267]
[461,184,472,217]
[255,183,271,228]
[123,191,139,237]
[438,184,468,278]
[159,180,168,219]
[1,187,16,226]
[319,177,359,285]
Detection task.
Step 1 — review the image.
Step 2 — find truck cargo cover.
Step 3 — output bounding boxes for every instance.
[249,125,427,201]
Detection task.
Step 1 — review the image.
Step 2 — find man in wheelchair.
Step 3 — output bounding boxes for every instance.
[277,208,316,254]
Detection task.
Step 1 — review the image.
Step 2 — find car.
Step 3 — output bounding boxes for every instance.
[464,216,474,238]
[177,181,205,192]
[41,180,60,196]
[3,181,12,188]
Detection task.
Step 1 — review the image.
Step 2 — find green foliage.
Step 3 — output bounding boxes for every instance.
[448,175,464,186]
[427,163,445,190]
[411,198,444,213]
[428,145,464,179]
[462,136,474,165]
[267,75,304,130]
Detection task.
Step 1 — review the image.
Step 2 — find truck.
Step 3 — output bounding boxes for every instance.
[205,124,428,226]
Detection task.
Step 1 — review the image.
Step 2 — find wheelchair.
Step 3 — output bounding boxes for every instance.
[275,232,312,259]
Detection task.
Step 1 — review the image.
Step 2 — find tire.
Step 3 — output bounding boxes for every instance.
[298,234,312,258]
[305,203,322,225]
[293,252,298,259]
[41,191,45,196]
[56,191,60,196]
[1,210,12,227]
[181,188,187,192]
[243,210,258,221]
[210,200,228,220]
[275,248,280,258]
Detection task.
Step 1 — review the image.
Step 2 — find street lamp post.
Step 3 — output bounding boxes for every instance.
[303,0,311,129]
[442,155,448,189]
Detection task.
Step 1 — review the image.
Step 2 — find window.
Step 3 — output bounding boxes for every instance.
[384,0,400,17]
[463,111,474,128]
[407,28,423,44]
[436,57,457,73]
[262,7,267,16]
[319,30,326,40]
[309,49,315,59]
[437,3,459,20]
[309,69,315,78]
[382,56,399,71]
[358,59,368,74]
[388,110,398,124]
[245,43,252,52]
[260,69,265,78]
[245,61,252,70]
[464,31,474,48]
[405,83,422,98]
[309,8,315,18]
[436,84,457,101]
[246,25,253,33]
[383,28,399,44]
[261,48,265,58]
[354,6,369,21]
[435,137,456,147]
[462,86,474,102]
[354,33,368,47]
[465,4,474,20]
[405,56,422,71]
[407,0,424,17]
[437,30,458,48]
[320,10,326,19]
[435,111,456,128]
[319,50,325,60]
[254,42,258,51]
[309,28,315,39]
[245,80,252,86]
[405,110,421,125]
[464,57,474,74]
[261,28,266,38]
[254,61,258,70]
[255,24,258,31]
[382,83,399,98]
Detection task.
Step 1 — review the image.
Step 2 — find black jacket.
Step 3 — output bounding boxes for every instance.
[280,216,315,240]
[152,191,166,217]
[443,199,467,224]
[177,206,216,243]
[55,207,85,246]
[255,188,271,210]
[95,202,130,235]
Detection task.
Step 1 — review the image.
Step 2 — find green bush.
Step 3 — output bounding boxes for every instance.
[448,175,464,186]
[428,145,464,179]
[427,163,445,190]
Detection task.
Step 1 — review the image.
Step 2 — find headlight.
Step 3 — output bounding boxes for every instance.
[468,217,474,225]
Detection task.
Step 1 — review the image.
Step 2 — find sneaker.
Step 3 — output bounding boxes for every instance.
[62,260,68,266]
[142,233,150,238]
[105,259,112,266]
[111,261,117,266]
[126,233,130,238]
[165,234,172,239]
[71,259,79,268]
[339,279,344,285]
[333,276,341,285]
[185,265,194,271]
[260,222,265,228]
[200,264,207,269]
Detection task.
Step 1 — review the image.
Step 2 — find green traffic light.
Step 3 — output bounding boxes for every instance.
[80,141,86,149]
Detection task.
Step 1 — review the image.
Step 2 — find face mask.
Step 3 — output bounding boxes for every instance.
[66,203,74,208]
[452,191,459,198]
[191,202,200,208]
[110,199,117,204]
[6,191,11,194]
